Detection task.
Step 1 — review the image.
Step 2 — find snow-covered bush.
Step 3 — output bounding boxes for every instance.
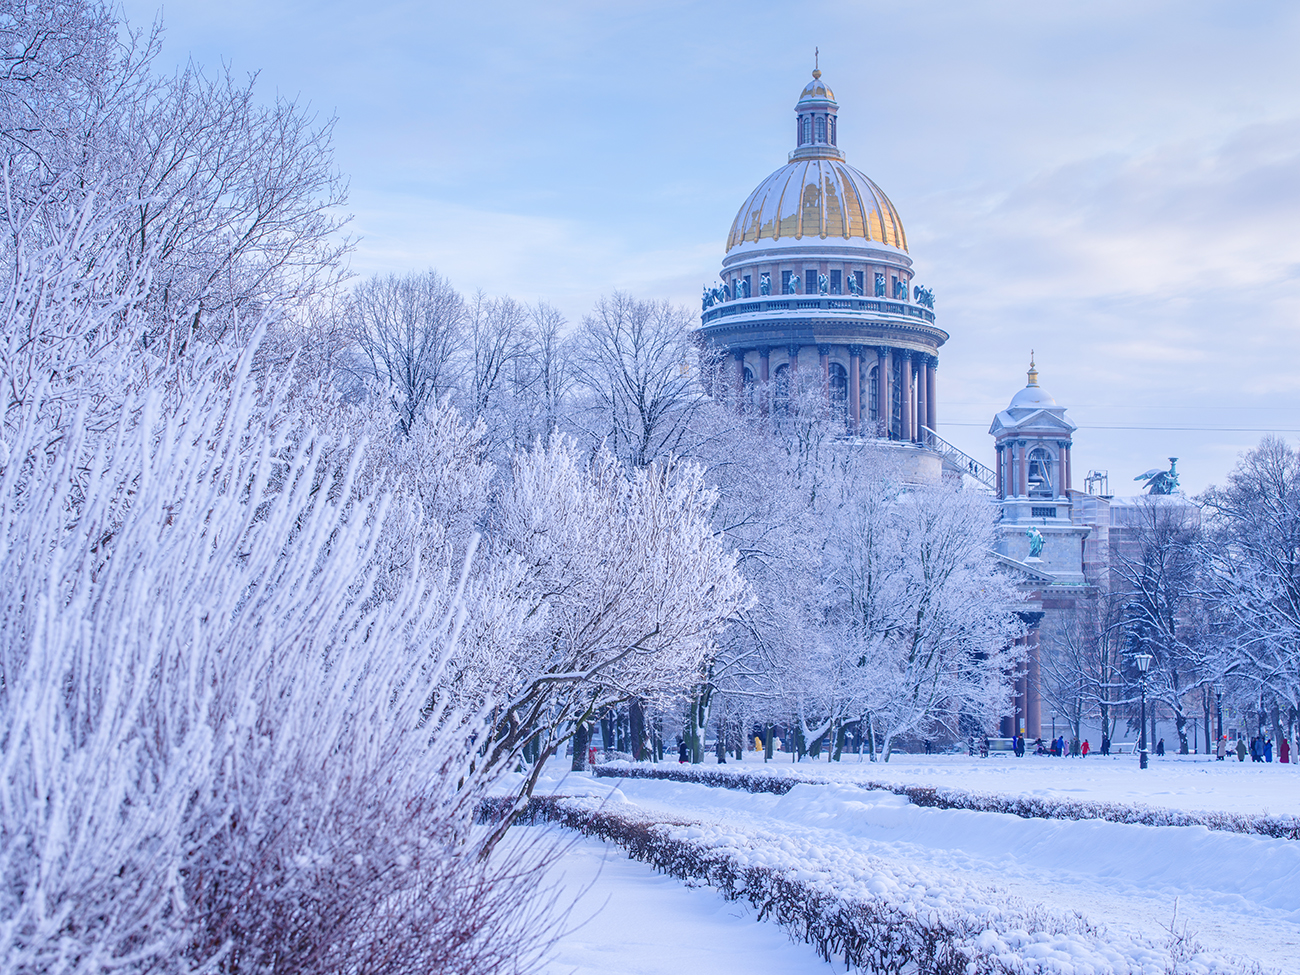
[0,345,557,974]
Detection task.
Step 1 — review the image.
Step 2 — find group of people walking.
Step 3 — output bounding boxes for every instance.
[1213,734,1291,762]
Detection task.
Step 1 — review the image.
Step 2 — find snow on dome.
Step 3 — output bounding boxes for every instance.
[1007,355,1057,409]
[1008,385,1057,409]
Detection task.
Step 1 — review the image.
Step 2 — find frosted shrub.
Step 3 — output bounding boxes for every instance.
[0,349,556,974]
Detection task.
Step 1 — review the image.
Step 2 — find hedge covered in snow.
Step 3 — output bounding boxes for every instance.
[480,794,1269,975]
[592,762,1300,840]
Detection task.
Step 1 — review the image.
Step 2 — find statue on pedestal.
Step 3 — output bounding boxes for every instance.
[1135,458,1179,495]
[1026,527,1045,560]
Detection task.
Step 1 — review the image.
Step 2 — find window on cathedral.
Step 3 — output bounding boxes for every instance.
[815,116,826,142]
[854,270,864,295]
[828,363,848,428]
[773,363,791,418]
[743,275,751,298]
[805,269,818,295]
[781,270,793,293]
[829,116,836,145]
[868,365,879,423]
[801,117,811,144]
[829,270,841,295]
[1031,507,1058,519]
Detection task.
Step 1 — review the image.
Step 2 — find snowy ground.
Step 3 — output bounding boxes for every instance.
[527,827,831,975]
[515,755,1300,973]
[707,751,1300,817]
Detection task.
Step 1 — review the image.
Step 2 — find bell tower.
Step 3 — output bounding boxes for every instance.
[989,356,1089,584]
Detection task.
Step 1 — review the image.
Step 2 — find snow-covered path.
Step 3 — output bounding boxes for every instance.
[526,827,832,974]
[531,764,1300,973]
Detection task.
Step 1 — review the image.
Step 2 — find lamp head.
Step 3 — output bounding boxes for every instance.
[1135,652,1153,673]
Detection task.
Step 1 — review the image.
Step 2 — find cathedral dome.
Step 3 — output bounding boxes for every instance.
[725,159,907,253]
[1008,384,1057,409]
[1007,356,1057,409]
[725,69,907,254]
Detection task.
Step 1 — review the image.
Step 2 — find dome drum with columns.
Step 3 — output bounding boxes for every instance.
[699,67,947,444]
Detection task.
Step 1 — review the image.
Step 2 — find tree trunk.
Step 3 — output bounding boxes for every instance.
[763,722,774,762]
[571,721,590,772]
[600,713,614,760]
[629,697,646,761]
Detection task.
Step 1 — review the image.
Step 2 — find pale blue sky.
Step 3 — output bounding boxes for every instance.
[123,0,1300,493]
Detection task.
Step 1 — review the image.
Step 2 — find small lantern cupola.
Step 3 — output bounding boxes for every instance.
[793,51,843,161]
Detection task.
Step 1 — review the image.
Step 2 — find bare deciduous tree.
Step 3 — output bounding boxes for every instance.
[347,268,465,434]
[572,291,712,468]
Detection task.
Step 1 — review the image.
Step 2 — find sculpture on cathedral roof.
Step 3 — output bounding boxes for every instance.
[1135,458,1180,495]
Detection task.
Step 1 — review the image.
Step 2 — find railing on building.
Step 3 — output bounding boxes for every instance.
[920,425,996,490]
[700,295,937,326]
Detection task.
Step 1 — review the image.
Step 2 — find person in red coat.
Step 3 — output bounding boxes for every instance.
[1081,739,1090,757]
[1282,737,1291,764]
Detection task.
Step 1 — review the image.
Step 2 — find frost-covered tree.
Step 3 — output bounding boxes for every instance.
[472,438,749,799]
[1,1,350,351]
[1112,496,1207,754]
[1202,436,1300,749]
[821,466,1024,761]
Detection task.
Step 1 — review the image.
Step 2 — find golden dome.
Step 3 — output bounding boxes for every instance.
[799,75,835,103]
[726,158,907,252]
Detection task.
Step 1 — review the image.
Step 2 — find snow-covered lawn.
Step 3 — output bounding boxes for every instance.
[515,756,1300,973]
[709,751,1300,817]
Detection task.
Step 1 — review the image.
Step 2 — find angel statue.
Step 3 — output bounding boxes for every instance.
[847,274,862,296]
[759,273,771,296]
[701,286,714,311]
[786,273,801,295]
[913,284,935,309]
[818,273,829,295]
[1135,458,1179,495]
[1026,527,1045,559]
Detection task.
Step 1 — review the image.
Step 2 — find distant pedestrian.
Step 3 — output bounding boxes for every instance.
[678,739,689,763]
[1265,738,1273,763]
[1216,736,1227,761]
[980,735,990,758]
[924,739,932,755]
[1250,737,1263,762]
[1081,739,1090,757]
[1282,737,1291,764]
[1237,737,1247,762]
[1101,735,1111,756]
[1156,738,1165,757]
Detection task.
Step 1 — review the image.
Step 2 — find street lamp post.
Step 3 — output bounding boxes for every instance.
[1215,683,1223,759]
[1136,652,1153,769]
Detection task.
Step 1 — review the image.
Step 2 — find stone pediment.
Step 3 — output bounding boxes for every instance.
[989,407,1077,437]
